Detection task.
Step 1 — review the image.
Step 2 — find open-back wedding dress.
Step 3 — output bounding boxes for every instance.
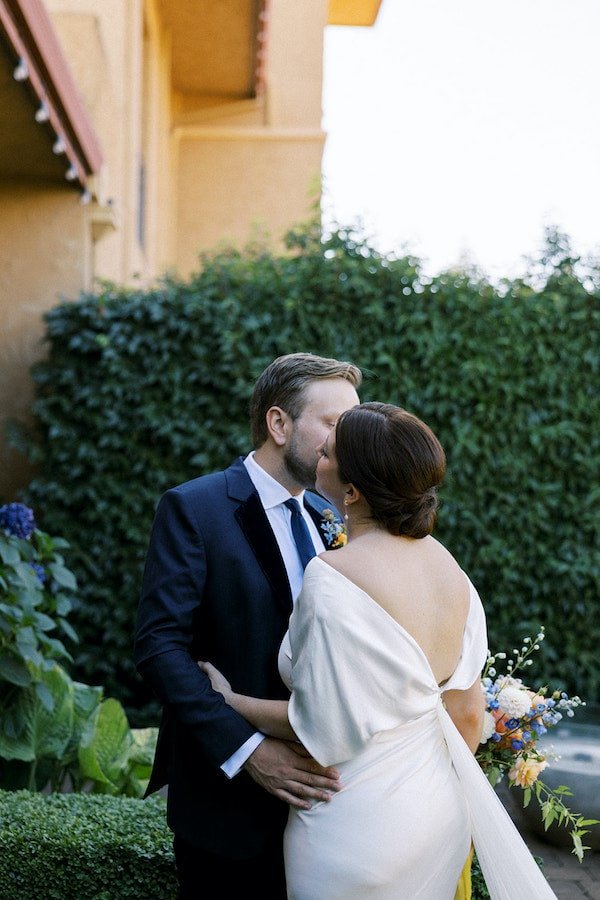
[277,556,557,899]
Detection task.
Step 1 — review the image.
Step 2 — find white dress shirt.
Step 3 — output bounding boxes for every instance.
[221,451,326,777]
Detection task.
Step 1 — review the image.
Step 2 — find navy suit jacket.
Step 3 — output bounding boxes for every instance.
[133,456,338,857]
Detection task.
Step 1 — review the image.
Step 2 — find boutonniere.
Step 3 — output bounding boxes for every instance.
[320,508,347,549]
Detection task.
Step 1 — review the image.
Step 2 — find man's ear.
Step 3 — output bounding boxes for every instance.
[265,406,290,447]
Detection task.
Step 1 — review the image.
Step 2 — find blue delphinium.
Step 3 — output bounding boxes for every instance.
[0,502,36,539]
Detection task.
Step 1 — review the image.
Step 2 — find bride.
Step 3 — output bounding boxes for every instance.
[200,402,557,899]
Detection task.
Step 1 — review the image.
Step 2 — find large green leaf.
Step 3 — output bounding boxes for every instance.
[34,680,54,712]
[120,727,159,797]
[61,680,104,764]
[129,727,158,768]
[78,698,133,790]
[0,664,74,762]
[31,665,74,759]
[73,680,104,720]
[0,539,20,565]
[47,563,77,591]
[0,655,31,687]
[11,561,43,592]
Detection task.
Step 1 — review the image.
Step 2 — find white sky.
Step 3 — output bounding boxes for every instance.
[321,0,600,280]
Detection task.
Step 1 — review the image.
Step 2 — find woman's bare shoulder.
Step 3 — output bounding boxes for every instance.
[316,546,350,572]
[427,536,465,572]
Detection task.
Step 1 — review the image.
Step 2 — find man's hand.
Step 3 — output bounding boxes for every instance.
[244,737,342,810]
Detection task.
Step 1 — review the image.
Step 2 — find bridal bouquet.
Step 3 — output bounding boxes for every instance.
[476,627,598,861]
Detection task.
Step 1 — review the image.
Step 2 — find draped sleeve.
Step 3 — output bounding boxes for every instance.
[287,559,439,767]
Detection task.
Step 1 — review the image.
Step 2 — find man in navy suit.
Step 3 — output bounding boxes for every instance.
[134,352,362,898]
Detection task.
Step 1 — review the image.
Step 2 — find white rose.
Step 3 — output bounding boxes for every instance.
[496,685,532,718]
[480,711,497,743]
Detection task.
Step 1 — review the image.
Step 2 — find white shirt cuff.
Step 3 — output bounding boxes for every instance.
[221,731,266,779]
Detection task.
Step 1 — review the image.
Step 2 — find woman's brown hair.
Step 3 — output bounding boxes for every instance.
[335,402,446,539]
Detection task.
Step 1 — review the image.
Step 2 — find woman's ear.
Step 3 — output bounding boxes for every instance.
[265,406,290,447]
[343,483,361,507]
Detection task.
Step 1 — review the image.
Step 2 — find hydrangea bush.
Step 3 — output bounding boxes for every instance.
[0,502,78,705]
[0,503,157,796]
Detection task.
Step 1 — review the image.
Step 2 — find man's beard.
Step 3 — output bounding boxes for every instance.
[284,434,318,489]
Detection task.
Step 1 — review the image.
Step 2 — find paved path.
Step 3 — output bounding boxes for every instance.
[497,782,600,899]
[518,827,600,899]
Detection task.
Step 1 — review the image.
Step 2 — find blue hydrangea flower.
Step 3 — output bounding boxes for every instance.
[0,503,36,539]
[511,739,525,751]
[505,718,520,730]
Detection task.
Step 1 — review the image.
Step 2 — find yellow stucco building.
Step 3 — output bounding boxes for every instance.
[0,0,381,499]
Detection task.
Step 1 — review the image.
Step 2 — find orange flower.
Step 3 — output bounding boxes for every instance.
[491,709,508,733]
[508,755,548,787]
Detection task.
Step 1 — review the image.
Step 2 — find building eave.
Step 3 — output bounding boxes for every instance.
[0,0,102,190]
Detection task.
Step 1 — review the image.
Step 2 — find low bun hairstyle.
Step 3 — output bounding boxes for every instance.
[335,402,446,539]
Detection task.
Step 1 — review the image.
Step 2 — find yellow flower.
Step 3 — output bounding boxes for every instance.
[508,755,548,788]
[332,532,347,548]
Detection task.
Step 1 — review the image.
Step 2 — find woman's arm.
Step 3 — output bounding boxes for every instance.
[198,661,297,741]
[442,677,485,754]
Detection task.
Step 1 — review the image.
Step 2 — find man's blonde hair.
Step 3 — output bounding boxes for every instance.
[249,352,362,447]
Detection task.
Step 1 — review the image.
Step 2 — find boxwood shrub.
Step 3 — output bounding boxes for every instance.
[14,222,599,721]
[0,790,176,899]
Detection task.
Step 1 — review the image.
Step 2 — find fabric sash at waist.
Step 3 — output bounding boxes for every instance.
[436,699,556,899]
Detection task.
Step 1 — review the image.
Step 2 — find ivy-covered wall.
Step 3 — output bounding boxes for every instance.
[15,224,599,722]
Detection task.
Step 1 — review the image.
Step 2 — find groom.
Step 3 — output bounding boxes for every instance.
[134,352,362,898]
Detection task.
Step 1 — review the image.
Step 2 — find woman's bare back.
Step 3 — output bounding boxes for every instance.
[320,533,470,685]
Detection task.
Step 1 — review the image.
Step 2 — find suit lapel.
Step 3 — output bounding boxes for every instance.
[227,458,293,614]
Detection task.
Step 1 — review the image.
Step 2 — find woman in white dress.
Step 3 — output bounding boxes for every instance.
[200,403,557,899]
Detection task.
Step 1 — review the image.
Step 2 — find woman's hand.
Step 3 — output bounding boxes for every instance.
[198,660,232,700]
[198,660,296,741]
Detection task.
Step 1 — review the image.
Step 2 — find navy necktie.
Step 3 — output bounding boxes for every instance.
[284,498,317,570]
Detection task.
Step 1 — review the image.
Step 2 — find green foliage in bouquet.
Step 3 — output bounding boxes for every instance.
[0,790,177,900]
[11,223,598,722]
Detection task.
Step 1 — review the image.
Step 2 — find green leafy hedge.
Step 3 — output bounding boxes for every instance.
[0,790,176,899]
[15,223,599,721]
